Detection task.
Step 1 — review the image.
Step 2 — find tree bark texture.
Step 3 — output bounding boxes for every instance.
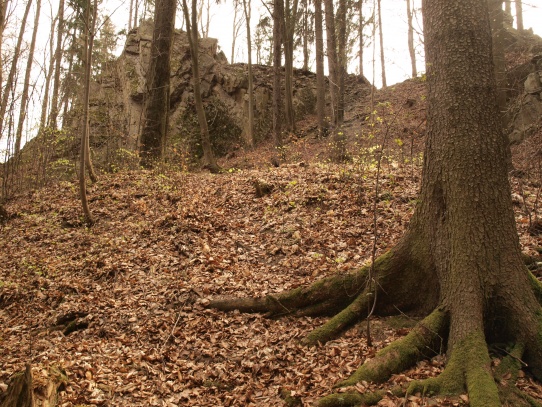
[139,0,177,168]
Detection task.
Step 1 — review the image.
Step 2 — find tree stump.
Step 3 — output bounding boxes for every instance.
[0,365,67,407]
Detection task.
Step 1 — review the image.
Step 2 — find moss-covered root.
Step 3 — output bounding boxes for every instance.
[317,386,405,407]
[302,292,374,346]
[528,271,542,305]
[407,330,500,407]
[494,344,542,407]
[208,263,372,317]
[337,308,448,388]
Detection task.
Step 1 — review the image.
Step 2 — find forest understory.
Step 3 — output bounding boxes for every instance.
[2,80,542,406]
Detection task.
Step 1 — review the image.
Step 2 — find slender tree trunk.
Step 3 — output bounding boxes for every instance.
[514,0,523,31]
[0,0,31,142]
[324,0,339,125]
[242,0,254,147]
[282,0,298,132]
[15,0,41,155]
[204,0,211,38]
[139,0,177,167]
[377,0,386,87]
[60,25,77,129]
[181,0,219,172]
[39,14,57,133]
[79,0,98,226]
[314,0,326,137]
[0,0,9,104]
[488,0,507,115]
[358,0,364,77]
[84,2,98,183]
[301,0,309,71]
[336,0,346,125]
[230,0,243,64]
[272,0,284,150]
[48,0,64,130]
[406,0,417,78]
[129,0,133,31]
[504,0,511,19]
[133,0,138,29]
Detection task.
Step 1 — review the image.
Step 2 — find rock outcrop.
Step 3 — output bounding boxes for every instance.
[82,20,370,164]
[503,26,542,144]
[507,54,542,144]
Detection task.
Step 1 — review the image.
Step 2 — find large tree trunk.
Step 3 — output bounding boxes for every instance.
[208,0,542,405]
[139,0,176,167]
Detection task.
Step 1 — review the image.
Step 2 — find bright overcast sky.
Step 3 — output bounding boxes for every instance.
[102,0,542,88]
[22,0,542,89]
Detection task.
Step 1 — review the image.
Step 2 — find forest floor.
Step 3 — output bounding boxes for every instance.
[2,79,542,406]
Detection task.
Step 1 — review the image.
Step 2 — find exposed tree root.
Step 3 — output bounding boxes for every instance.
[407,331,500,407]
[209,260,372,317]
[494,344,542,407]
[302,291,374,346]
[317,385,406,407]
[0,365,67,407]
[528,271,542,304]
[339,308,448,387]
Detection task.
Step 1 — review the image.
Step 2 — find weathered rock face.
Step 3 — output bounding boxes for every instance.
[507,55,542,144]
[86,20,340,162]
[503,28,542,144]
